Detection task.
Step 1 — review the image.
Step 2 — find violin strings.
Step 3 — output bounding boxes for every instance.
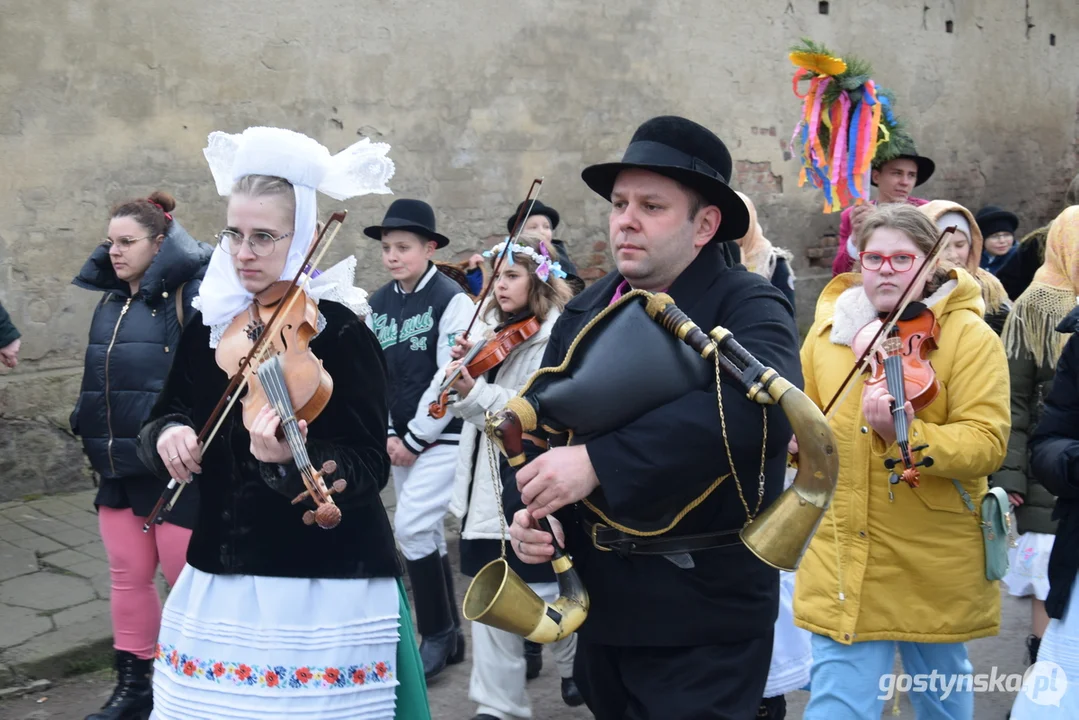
[882,352,911,452]
[263,362,321,490]
[258,358,314,474]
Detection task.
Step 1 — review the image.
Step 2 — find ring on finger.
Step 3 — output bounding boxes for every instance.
[168,454,179,461]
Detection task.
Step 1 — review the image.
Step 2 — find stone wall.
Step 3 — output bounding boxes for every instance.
[2,0,1077,498]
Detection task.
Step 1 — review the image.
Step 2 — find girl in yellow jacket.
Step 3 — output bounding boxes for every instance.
[794,203,1010,719]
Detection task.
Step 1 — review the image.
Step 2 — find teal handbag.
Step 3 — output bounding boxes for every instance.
[952,480,1015,581]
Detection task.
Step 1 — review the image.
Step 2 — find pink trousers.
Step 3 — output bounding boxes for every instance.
[98,506,191,659]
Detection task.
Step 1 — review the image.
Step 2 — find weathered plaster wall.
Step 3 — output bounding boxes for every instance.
[2,0,1077,498]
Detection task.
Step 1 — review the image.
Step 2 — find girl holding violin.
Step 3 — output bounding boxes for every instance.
[136,127,430,719]
[793,203,1010,719]
[439,233,580,720]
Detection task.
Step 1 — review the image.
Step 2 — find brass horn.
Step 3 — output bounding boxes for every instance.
[461,412,588,643]
[644,293,839,571]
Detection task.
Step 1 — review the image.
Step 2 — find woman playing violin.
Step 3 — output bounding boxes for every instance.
[135,127,429,719]
[438,233,581,718]
[793,204,1010,719]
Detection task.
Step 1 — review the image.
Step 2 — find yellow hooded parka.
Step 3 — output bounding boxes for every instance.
[794,267,1010,645]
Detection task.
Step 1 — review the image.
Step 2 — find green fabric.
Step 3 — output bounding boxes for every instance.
[992,343,1060,535]
[394,577,431,719]
[0,301,20,348]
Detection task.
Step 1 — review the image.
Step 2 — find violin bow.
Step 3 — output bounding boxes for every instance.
[821,224,956,421]
[143,212,349,531]
[461,178,545,341]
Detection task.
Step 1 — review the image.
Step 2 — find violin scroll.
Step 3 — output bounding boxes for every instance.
[291,459,348,529]
[884,448,934,488]
[428,390,451,420]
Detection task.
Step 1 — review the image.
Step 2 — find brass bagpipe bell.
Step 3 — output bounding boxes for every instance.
[462,289,839,642]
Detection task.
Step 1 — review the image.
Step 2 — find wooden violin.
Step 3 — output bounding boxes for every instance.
[428,316,541,419]
[851,307,940,491]
[143,211,349,531]
[214,280,346,528]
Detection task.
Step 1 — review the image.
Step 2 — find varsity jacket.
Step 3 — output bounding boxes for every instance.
[367,262,475,454]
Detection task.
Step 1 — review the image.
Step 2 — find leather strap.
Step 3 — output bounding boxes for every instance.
[584,518,743,557]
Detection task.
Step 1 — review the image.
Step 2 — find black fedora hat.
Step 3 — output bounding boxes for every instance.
[506,199,560,235]
[975,205,1019,237]
[364,198,450,248]
[580,116,749,242]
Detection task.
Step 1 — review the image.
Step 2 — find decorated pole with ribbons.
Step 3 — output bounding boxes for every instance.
[788,39,905,214]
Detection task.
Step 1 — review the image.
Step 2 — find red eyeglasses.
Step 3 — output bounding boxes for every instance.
[859,252,921,272]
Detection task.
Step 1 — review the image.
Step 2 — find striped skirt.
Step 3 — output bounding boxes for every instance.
[151,565,402,719]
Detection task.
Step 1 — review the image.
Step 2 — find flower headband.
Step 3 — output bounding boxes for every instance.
[483,239,567,283]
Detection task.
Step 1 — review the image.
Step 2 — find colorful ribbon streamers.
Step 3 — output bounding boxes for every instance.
[790,59,890,214]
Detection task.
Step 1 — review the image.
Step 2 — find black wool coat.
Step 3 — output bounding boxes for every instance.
[136,301,401,580]
[503,241,802,647]
[1030,307,1079,619]
[71,221,211,528]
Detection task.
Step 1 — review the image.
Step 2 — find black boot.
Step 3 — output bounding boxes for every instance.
[757,694,787,719]
[524,640,543,680]
[440,554,466,665]
[561,676,585,707]
[1027,634,1042,665]
[85,650,153,720]
[406,551,458,681]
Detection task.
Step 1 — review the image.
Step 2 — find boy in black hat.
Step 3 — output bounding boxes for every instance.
[365,198,475,680]
[505,116,802,719]
[831,136,935,276]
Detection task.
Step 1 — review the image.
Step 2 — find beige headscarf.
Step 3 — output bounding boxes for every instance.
[1001,205,1079,366]
[918,200,1010,317]
[735,191,793,280]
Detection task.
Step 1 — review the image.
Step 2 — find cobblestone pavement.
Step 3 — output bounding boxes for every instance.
[0,490,114,686]
[0,489,1036,718]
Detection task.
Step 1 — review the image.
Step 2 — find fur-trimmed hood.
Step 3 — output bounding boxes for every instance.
[815,267,986,347]
[918,200,1010,316]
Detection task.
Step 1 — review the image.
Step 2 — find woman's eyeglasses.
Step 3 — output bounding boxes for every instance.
[216,230,293,257]
[858,251,921,273]
[101,236,151,250]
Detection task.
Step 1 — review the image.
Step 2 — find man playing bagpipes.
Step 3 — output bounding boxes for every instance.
[502,116,804,719]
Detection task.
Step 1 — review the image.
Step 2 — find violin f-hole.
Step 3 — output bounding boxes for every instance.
[276,323,296,352]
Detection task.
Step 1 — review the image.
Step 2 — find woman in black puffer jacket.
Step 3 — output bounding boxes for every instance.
[70,191,211,720]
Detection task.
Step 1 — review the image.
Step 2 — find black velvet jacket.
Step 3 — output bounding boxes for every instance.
[503,242,801,647]
[136,300,400,580]
[1030,307,1079,619]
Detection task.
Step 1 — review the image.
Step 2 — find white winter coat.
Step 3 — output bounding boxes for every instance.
[446,308,560,539]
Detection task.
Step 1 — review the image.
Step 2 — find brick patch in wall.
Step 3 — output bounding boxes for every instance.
[735,160,783,195]
[805,232,838,269]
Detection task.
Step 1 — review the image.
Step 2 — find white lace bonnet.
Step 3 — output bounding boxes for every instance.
[196,126,395,343]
